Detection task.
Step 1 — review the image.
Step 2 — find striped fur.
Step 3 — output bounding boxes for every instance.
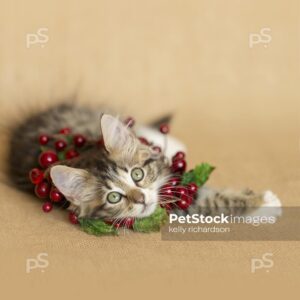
[7,103,280,221]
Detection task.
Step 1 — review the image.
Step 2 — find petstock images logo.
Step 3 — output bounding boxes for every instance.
[161,207,300,241]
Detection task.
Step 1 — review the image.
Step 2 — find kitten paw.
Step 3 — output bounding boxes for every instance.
[247,190,282,219]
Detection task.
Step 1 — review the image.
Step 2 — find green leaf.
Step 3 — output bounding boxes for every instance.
[181,163,215,187]
[133,206,168,233]
[57,151,66,161]
[40,146,50,152]
[79,218,118,236]
[66,135,73,144]
[79,207,168,236]
[194,163,215,186]
[181,170,195,185]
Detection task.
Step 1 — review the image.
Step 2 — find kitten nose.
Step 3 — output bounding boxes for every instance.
[130,189,145,204]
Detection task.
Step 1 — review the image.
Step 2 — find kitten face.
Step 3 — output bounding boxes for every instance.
[91,150,169,220]
[50,115,170,220]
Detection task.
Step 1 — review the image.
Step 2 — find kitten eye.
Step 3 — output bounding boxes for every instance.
[107,192,122,204]
[131,168,144,182]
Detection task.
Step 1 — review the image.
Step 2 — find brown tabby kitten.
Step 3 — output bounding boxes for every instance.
[7,103,281,221]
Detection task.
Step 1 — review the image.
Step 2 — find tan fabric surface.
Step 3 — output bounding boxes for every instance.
[0,0,299,298]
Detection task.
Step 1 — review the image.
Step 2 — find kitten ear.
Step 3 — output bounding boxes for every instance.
[100,114,137,155]
[138,149,152,162]
[50,165,96,206]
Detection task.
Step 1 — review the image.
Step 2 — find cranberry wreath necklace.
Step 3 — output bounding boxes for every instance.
[28,118,214,235]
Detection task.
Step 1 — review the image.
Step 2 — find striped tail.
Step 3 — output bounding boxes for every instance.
[173,186,282,219]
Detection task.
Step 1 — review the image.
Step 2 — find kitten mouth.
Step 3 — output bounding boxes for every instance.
[136,202,157,218]
[133,203,147,214]
[141,204,147,213]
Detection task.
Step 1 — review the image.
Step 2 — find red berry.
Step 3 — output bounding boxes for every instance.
[29,168,44,185]
[160,202,173,211]
[152,146,161,153]
[39,151,58,168]
[177,193,193,209]
[114,222,121,229]
[98,138,104,147]
[112,218,135,229]
[124,117,135,128]
[169,177,180,186]
[35,181,50,198]
[171,159,186,174]
[59,128,71,134]
[175,186,189,197]
[69,212,79,224]
[187,183,198,195]
[177,196,192,210]
[107,219,121,228]
[39,134,49,145]
[173,186,193,206]
[161,185,174,197]
[172,151,185,161]
[65,149,79,159]
[159,124,169,134]
[42,202,53,213]
[139,137,150,145]
[55,140,67,151]
[73,134,86,147]
[105,219,113,225]
[50,187,63,202]
[164,203,173,211]
[122,218,135,228]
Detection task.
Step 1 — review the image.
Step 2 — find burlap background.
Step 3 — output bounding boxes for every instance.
[0,0,299,298]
